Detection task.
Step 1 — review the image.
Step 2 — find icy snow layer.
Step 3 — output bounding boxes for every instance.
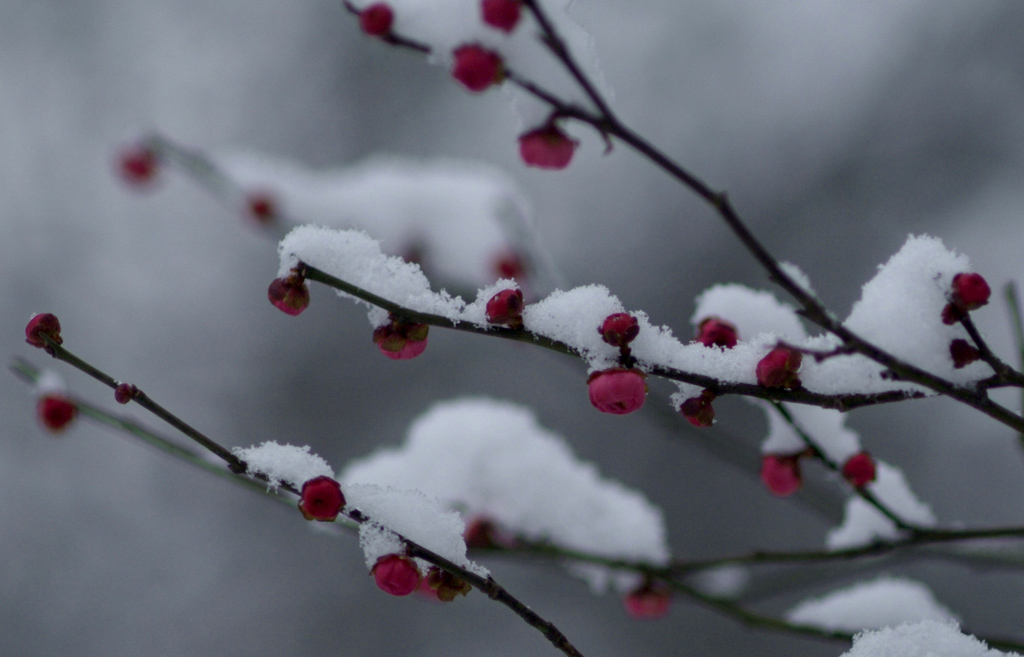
[222,153,530,288]
[786,577,958,632]
[232,442,334,490]
[340,397,669,592]
[347,484,489,577]
[826,461,936,549]
[841,620,1017,657]
[344,0,608,126]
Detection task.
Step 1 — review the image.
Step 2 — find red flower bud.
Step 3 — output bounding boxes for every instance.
[941,303,964,326]
[245,191,276,224]
[37,395,77,433]
[492,250,526,281]
[679,390,715,428]
[695,317,738,349]
[452,44,504,92]
[518,125,577,170]
[372,554,422,596]
[359,3,394,36]
[623,581,671,619]
[117,144,159,187]
[756,346,802,389]
[950,273,990,312]
[587,368,647,415]
[25,313,62,349]
[267,274,310,316]
[481,0,521,32]
[373,318,429,360]
[760,454,802,497]
[298,476,345,522]
[485,288,524,327]
[114,383,138,404]
[599,313,639,348]
[949,339,981,369]
[841,451,876,488]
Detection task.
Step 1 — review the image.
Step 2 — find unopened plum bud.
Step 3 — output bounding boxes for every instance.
[359,3,394,36]
[37,395,77,433]
[372,554,422,596]
[452,44,504,92]
[841,451,876,488]
[117,144,159,187]
[941,303,964,326]
[373,318,429,360]
[679,390,715,428]
[756,346,802,389]
[25,313,62,349]
[267,274,309,316]
[599,313,639,348]
[950,339,981,369]
[587,368,647,415]
[245,191,276,224]
[518,125,577,170]
[950,273,990,312]
[695,317,738,349]
[485,288,524,328]
[114,383,138,404]
[481,0,521,32]
[298,476,345,521]
[760,454,802,496]
[623,581,671,619]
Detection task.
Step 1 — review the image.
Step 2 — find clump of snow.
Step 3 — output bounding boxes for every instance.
[345,483,488,577]
[692,284,807,342]
[690,565,750,598]
[35,370,67,396]
[358,522,405,570]
[787,577,958,632]
[521,285,624,369]
[278,225,466,327]
[231,441,334,490]
[339,397,669,592]
[827,461,936,549]
[756,402,861,463]
[779,261,817,297]
[842,620,1016,657]
[843,235,990,386]
[223,153,532,288]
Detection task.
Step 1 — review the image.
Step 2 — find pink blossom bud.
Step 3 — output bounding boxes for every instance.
[599,313,639,348]
[25,313,62,349]
[679,390,715,428]
[114,383,138,404]
[949,339,981,369]
[117,144,159,188]
[485,288,524,327]
[760,454,802,496]
[372,554,422,596]
[950,273,990,311]
[481,0,522,32]
[37,395,77,433]
[359,3,394,36]
[245,191,276,225]
[623,582,671,619]
[298,476,345,522]
[756,346,802,389]
[841,451,876,488]
[518,125,577,170]
[267,274,310,316]
[451,44,504,92]
[373,319,429,360]
[587,368,647,415]
[695,317,738,349]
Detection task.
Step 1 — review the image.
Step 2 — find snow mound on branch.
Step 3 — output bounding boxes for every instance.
[339,397,669,592]
[841,620,1016,657]
[692,283,807,342]
[222,153,531,288]
[827,461,935,549]
[346,483,489,577]
[756,401,861,463]
[786,577,958,632]
[232,442,334,490]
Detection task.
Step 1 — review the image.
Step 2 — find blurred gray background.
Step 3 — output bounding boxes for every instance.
[4,1,1024,655]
